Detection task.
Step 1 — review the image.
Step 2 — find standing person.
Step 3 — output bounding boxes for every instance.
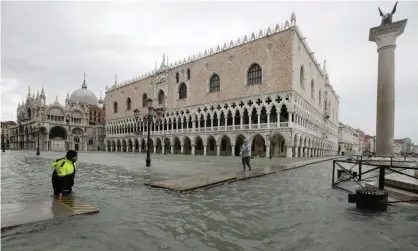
[51,150,78,199]
[240,140,252,172]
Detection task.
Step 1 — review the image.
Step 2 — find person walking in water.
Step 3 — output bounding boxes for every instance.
[241,140,252,172]
[51,150,78,199]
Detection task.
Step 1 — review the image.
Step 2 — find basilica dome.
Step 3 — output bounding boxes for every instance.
[69,80,98,106]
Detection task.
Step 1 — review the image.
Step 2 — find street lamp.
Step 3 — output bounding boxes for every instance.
[36,122,40,156]
[1,134,5,153]
[133,99,164,167]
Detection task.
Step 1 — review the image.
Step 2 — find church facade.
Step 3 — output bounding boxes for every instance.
[8,79,106,152]
[104,13,340,158]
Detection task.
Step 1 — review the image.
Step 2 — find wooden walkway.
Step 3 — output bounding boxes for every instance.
[1,196,99,231]
[146,157,341,192]
[146,169,276,192]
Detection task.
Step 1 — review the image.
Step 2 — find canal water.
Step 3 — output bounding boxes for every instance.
[1,151,417,251]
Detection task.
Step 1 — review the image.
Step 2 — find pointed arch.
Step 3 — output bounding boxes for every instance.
[113,101,118,113]
[126,97,132,110]
[209,74,220,93]
[142,93,148,107]
[179,83,187,99]
[300,65,305,87]
[247,63,262,85]
[158,90,165,105]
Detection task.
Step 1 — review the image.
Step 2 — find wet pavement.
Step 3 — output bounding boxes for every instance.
[1,151,418,251]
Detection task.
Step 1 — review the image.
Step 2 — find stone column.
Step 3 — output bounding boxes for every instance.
[286,145,292,158]
[162,144,165,154]
[231,145,235,156]
[153,145,157,154]
[171,145,174,154]
[191,145,195,155]
[181,145,184,154]
[369,19,407,156]
[216,145,220,156]
[204,145,207,156]
[266,145,270,158]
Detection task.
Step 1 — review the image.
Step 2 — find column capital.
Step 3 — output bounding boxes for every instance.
[369,19,407,50]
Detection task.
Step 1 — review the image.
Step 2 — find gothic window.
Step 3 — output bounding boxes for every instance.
[311,79,315,99]
[158,90,165,105]
[179,83,187,99]
[187,68,191,80]
[247,63,262,85]
[300,65,305,88]
[319,89,322,106]
[209,74,220,93]
[126,97,132,110]
[142,93,148,107]
[113,101,118,113]
[88,138,94,145]
[176,72,179,83]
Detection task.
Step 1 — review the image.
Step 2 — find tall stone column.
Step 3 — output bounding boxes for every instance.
[369,19,407,156]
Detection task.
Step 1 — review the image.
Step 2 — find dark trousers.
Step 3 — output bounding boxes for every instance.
[242,156,252,171]
[52,170,75,196]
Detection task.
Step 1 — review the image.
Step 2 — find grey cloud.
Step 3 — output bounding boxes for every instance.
[1,1,417,142]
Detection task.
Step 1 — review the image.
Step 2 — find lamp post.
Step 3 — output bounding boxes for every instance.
[36,122,40,156]
[133,99,164,167]
[1,134,5,152]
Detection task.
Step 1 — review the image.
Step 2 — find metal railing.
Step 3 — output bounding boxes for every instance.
[331,155,418,203]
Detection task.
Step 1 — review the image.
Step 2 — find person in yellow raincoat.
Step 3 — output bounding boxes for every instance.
[51,150,78,199]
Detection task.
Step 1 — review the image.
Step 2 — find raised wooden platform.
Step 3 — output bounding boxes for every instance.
[1,196,99,231]
[146,170,276,192]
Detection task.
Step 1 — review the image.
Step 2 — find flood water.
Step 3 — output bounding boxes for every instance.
[1,151,418,251]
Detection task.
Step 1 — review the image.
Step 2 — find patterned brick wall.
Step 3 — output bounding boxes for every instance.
[105,29,294,120]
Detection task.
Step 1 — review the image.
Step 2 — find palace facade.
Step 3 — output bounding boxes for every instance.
[8,79,106,152]
[104,13,340,158]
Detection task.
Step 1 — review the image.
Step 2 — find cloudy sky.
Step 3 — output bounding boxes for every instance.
[1,1,417,142]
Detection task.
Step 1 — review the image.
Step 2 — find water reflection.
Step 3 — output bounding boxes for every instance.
[1,151,418,251]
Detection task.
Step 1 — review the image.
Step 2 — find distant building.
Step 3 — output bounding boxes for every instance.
[8,78,106,151]
[1,121,17,149]
[393,137,413,155]
[338,122,359,155]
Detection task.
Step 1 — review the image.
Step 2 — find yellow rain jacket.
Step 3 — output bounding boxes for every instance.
[51,157,76,177]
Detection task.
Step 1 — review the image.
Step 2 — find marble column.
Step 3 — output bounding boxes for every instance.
[369,19,407,156]
[286,146,292,158]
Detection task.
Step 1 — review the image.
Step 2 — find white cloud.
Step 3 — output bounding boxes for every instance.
[1,1,417,142]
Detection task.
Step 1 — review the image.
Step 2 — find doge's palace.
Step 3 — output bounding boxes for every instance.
[104,13,340,158]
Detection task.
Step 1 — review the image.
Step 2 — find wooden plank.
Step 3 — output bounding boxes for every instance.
[146,169,276,192]
[235,170,276,181]
[146,173,237,192]
[1,197,99,231]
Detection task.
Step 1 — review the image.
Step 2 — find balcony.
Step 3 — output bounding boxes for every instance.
[106,121,291,138]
